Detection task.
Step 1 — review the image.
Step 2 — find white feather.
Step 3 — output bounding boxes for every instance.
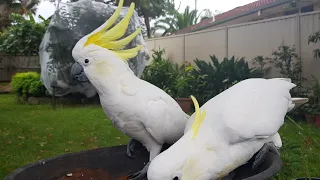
[148,78,303,180]
[75,45,190,162]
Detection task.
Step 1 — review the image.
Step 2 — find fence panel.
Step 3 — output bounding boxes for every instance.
[0,55,40,82]
[184,28,226,65]
[300,12,320,80]
[154,36,185,65]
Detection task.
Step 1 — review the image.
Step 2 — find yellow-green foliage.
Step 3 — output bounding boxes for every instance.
[11,72,46,98]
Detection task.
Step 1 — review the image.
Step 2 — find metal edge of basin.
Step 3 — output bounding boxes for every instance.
[4,145,149,180]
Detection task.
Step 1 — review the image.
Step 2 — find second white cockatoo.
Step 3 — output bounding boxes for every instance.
[147,78,308,180]
[70,0,190,179]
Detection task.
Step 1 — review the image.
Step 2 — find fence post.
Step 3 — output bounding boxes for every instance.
[183,34,186,64]
[296,13,301,58]
[225,27,229,59]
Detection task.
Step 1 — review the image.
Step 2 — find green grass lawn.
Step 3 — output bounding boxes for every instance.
[0,94,129,179]
[276,120,320,179]
[0,94,319,179]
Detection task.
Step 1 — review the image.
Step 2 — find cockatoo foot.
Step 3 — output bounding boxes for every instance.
[252,142,280,170]
[222,171,236,180]
[127,138,140,159]
[127,162,150,180]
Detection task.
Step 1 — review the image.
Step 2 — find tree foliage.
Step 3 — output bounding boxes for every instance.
[111,0,175,38]
[153,6,203,36]
[308,30,320,59]
[68,0,175,38]
[0,0,40,31]
[0,13,47,55]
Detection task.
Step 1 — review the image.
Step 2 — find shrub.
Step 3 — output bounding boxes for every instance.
[141,48,180,97]
[142,49,264,104]
[174,63,196,98]
[308,30,320,59]
[11,72,46,98]
[190,55,263,105]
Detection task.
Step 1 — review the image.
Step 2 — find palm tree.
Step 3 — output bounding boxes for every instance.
[152,6,201,37]
[0,0,40,31]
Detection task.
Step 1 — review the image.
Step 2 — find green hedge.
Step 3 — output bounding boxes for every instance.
[11,72,46,98]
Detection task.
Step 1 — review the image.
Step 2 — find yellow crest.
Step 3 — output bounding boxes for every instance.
[84,0,142,60]
[190,95,206,139]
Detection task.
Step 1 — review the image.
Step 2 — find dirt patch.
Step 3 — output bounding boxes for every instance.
[0,84,12,93]
[56,168,128,180]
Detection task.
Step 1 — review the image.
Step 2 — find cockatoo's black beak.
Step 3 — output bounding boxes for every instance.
[71,62,89,82]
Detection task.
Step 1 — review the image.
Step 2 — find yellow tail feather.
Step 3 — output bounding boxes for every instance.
[190,95,206,139]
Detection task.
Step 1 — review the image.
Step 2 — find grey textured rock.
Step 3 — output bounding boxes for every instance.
[39,0,150,97]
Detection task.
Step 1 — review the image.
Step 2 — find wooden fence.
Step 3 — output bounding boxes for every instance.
[0,55,40,82]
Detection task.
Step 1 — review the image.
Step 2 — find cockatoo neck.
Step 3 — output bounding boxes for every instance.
[148,131,198,179]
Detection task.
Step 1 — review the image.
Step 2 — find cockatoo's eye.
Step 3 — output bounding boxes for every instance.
[172,171,182,180]
[83,58,91,66]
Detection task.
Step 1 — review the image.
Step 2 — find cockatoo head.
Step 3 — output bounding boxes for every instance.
[71,0,142,83]
[148,96,211,180]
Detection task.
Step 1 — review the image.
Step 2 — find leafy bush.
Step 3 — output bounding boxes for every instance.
[300,75,320,116]
[173,63,196,98]
[308,31,320,59]
[190,55,263,105]
[142,48,198,98]
[142,49,264,104]
[252,43,309,97]
[11,72,46,98]
[142,48,182,97]
[268,43,304,89]
[0,13,47,55]
[251,55,270,77]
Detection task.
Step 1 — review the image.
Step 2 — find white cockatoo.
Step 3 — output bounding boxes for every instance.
[70,0,190,179]
[147,78,308,180]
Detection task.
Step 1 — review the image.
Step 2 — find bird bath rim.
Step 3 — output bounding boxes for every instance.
[4,145,283,180]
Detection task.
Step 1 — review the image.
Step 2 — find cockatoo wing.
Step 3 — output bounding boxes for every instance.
[186,78,296,144]
[142,82,189,144]
[118,76,188,145]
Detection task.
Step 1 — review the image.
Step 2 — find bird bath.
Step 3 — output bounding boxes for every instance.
[4,144,282,180]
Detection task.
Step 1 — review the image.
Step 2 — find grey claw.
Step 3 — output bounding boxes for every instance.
[252,142,280,170]
[127,162,150,180]
[127,139,138,159]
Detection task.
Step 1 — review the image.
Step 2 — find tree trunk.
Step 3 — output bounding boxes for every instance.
[115,0,132,6]
[0,3,11,32]
[142,11,151,38]
[123,0,133,6]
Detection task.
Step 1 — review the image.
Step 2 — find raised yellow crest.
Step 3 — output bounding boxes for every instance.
[84,0,142,60]
[190,95,206,139]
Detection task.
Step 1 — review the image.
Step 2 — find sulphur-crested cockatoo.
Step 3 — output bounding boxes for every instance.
[70,0,190,179]
[147,78,308,180]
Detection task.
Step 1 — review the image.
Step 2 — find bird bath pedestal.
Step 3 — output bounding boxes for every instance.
[4,145,282,180]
